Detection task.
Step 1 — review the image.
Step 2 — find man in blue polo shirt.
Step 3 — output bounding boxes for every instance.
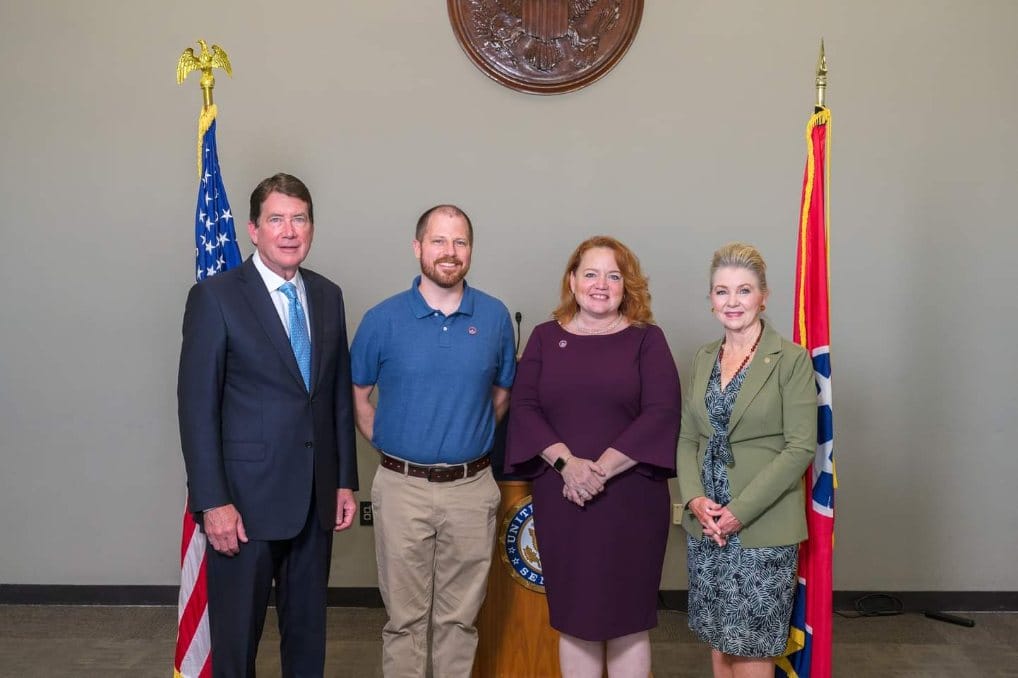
[350,204,516,678]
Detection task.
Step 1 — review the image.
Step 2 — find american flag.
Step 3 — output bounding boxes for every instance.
[775,107,836,678]
[175,107,242,678]
[193,117,242,280]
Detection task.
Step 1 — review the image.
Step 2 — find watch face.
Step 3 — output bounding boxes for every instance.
[448,0,644,95]
[554,456,566,471]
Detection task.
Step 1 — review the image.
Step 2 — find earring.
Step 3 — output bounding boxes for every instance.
[760,304,766,312]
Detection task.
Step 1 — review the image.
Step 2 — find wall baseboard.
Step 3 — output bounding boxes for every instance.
[0,585,382,607]
[658,589,1018,613]
[830,590,1018,613]
[1,585,1015,611]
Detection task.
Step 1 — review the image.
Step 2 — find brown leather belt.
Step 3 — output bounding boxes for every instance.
[379,452,491,483]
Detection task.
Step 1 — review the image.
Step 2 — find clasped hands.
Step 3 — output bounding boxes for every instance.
[687,496,742,547]
[560,457,607,507]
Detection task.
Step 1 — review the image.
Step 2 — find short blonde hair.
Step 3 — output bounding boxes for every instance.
[710,242,768,294]
[553,236,654,326]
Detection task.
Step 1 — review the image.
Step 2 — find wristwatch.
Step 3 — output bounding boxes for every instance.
[553,456,569,472]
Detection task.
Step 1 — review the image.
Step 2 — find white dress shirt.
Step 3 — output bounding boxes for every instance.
[251,251,311,339]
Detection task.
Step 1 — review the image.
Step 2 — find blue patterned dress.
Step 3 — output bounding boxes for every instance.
[686,356,798,657]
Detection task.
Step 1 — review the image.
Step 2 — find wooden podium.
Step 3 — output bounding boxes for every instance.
[473,481,560,677]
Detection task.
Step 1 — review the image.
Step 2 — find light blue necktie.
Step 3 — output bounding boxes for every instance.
[279,282,311,391]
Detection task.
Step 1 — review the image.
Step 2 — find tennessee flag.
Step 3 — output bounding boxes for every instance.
[175,103,242,678]
[775,107,836,678]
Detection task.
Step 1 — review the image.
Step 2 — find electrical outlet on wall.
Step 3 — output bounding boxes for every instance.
[360,501,373,526]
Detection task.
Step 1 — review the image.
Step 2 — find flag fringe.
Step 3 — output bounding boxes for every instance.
[196,104,218,180]
[785,625,806,652]
[795,107,831,349]
[774,656,801,678]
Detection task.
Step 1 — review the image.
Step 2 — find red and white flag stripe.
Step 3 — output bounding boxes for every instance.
[174,507,211,678]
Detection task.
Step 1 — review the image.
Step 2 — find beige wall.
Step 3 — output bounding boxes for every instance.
[1,1,1016,591]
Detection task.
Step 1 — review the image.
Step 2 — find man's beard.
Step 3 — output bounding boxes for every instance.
[421,257,468,289]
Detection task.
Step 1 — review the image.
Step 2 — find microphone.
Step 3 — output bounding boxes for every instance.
[514,311,522,355]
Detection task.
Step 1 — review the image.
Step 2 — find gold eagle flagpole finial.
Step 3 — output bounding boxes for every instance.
[177,39,232,110]
[815,38,827,111]
[177,40,233,178]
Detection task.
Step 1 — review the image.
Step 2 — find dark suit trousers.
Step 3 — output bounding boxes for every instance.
[206,494,333,678]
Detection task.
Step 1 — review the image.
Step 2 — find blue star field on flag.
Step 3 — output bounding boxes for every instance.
[194,119,242,282]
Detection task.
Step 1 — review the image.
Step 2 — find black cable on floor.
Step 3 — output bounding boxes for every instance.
[835,593,904,619]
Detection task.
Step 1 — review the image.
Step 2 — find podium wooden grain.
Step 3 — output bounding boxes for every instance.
[473,481,560,678]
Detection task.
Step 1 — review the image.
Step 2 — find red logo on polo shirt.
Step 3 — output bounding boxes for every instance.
[468,326,478,335]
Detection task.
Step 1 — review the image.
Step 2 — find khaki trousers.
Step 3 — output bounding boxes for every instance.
[371,463,500,678]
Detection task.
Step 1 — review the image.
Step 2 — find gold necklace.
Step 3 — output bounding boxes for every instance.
[573,313,624,335]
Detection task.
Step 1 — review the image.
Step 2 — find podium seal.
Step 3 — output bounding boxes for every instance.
[499,495,545,593]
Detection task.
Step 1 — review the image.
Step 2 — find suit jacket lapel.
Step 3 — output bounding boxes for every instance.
[692,339,722,431]
[238,257,307,391]
[728,322,782,433]
[305,270,325,396]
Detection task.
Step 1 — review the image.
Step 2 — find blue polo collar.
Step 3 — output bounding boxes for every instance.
[408,275,475,318]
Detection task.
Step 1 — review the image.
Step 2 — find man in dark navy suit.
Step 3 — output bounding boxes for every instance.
[178,173,358,677]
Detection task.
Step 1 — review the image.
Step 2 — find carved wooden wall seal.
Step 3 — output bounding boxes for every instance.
[448,0,644,95]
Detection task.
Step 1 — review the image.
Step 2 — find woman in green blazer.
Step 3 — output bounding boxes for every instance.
[677,243,817,678]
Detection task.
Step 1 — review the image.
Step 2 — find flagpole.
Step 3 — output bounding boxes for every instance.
[776,41,835,678]
[815,39,827,113]
[174,39,241,678]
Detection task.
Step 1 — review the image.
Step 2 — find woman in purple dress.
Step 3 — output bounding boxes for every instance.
[506,236,681,677]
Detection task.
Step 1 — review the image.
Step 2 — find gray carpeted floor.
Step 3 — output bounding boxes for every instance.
[0,605,1015,677]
